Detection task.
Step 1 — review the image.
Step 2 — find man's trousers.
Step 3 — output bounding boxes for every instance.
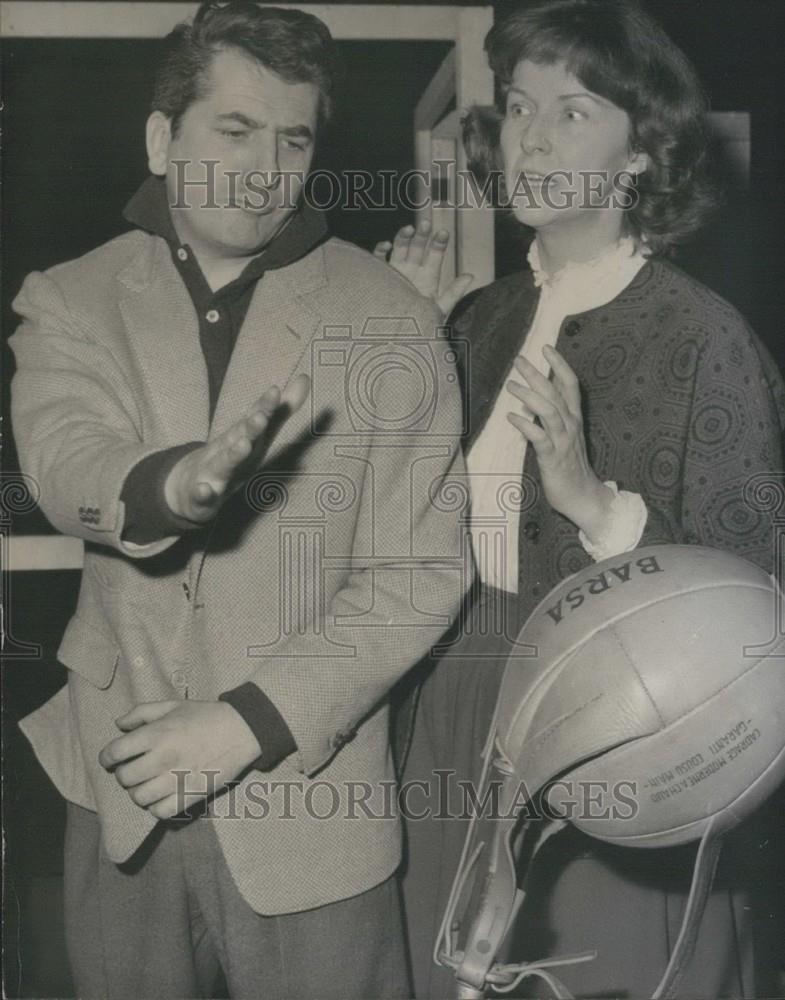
[64,802,409,999]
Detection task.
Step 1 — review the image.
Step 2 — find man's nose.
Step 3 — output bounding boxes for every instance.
[244,134,280,185]
[520,114,552,156]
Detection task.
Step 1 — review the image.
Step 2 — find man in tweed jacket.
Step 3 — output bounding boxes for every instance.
[9,5,466,997]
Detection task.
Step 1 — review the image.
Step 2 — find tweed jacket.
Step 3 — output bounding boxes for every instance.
[10,230,467,915]
[452,255,785,625]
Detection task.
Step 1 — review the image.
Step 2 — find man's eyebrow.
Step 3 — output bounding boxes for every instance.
[215,112,313,140]
[278,124,314,141]
[216,111,261,128]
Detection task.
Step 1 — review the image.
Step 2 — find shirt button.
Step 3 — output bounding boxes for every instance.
[171,669,187,688]
[565,320,581,337]
[176,247,188,261]
[523,519,540,541]
[206,309,220,324]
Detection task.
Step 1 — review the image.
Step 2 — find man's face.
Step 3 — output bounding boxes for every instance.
[148,46,319,260]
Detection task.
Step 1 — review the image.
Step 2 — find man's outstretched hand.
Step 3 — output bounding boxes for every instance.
[165,374,310,523]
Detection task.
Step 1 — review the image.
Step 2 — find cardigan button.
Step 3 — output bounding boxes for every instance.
[565,320,581,337]
[523,519,540,541]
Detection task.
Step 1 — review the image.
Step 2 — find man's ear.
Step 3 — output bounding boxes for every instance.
[146,111,172,176]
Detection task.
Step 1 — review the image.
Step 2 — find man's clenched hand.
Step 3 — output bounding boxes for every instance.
[164,374,310,522]
[99,700,263,819]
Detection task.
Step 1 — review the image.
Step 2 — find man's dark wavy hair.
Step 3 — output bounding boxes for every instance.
[152,1,339,137]
[463,0,717,255]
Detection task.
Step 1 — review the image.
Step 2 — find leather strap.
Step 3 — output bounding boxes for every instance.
[652,817,724,999]
[437,744,724,999]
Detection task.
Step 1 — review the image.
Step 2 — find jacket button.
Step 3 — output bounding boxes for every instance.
[565,320,581,337]
[523,519,540,541]
[331,728,356,750]
[171,669,187,689]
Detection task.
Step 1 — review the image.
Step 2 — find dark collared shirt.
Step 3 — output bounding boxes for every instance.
[119,176,328,769]
[122,176,327,420]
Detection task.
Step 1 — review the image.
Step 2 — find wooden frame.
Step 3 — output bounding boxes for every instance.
[4,3,480,40]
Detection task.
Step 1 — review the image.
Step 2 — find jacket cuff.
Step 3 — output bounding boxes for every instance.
[219,682,298,771]
[120,443,204,544]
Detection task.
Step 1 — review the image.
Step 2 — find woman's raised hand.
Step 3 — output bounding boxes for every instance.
[373,220,474,318]
[506,345,615,542]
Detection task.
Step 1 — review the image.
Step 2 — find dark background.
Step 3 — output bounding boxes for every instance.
[3,1,785,996]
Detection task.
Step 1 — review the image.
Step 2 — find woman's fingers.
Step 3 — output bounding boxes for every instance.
[513,356,573,424]
[407,219,433,265]
[506,410,550,448]
[418,228,449,283]
[507,377,565,435]
[390,225,416,266]
[543,345,582,418]
[512,355,552,394]
[377,223,471,312]
[504,379,537,421]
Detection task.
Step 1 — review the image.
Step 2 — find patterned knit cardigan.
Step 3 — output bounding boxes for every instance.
[453,255,785,626]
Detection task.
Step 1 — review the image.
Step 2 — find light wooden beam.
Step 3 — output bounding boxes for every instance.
[2,2,468,39]
[454,6,495,286]
[6,536,85,572]
[414,49,456,132]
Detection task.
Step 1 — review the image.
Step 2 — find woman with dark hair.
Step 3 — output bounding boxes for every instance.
[380,0,785,996]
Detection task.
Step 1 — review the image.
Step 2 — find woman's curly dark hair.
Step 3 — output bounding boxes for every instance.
[463,0,718,255]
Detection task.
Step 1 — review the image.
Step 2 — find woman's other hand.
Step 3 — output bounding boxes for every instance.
[373,220,474,317]
[506,345,615,543]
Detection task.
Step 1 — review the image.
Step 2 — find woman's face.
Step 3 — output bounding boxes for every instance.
[499,59,646,233]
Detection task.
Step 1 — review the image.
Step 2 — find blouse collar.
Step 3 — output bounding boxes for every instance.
[528,235,642,286]
[527,235,648,313]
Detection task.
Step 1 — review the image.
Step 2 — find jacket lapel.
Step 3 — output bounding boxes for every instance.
[119,236,211,444]
[209,244,326,440]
